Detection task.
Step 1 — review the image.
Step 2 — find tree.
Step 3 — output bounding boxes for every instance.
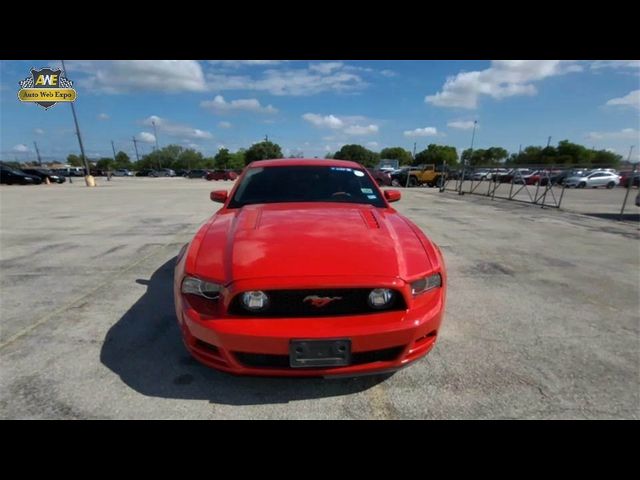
[67,154,84,167]
[244,141,283,165]
[591,149,621,168]
[333,144,379,168]
[415,144,459,167]
[114,151,132,169]
[380,147,413,166]
[227,150,246,170]
[214,148,232,169]
[96,157,115,170]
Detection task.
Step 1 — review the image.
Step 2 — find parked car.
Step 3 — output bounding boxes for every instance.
[135,169,157,177]
[0,165,42,185]
[90,168,107,177]
[496,169,533,183]
[21,168,66,184]
[175,158,446,376]
[187,169,209,179]
[471,169,492,181]
[619,171,640,188]
[174,169,190,177]
[367,168,392,187]
[564,171,620,188]
[113,169,134,177]
[153,168,176,177]
[206,169,239,181]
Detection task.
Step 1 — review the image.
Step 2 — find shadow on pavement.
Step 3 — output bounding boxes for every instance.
[100,257,388,406]
[582,212,640,223]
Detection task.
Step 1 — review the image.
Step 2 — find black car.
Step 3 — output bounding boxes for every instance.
[0,165,42,185]
[136,169,157,177]
[174,169,190,177]
[21,168,66,183]
[187,169,209,179]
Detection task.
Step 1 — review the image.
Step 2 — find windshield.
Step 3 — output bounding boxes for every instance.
[228,165,386,208]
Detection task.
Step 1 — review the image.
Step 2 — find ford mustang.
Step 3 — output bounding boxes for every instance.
[174,159,446,377]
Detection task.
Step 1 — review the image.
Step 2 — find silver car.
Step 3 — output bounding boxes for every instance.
[564,171,620,189]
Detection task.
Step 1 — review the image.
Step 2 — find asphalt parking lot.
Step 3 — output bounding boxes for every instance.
[1,177,638,419]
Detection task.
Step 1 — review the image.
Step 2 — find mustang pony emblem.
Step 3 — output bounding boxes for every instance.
[303,295,343,308]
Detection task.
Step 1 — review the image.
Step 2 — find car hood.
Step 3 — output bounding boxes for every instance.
[192,203,434,283]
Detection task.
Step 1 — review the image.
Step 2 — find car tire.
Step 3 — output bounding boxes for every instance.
[408,176,418,188]
[578,182,586,188]
[606,182,615,189]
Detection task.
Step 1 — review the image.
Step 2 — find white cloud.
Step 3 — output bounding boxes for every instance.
[68,60,206,93]
[302,113,344,129]
[142,115,212,139]
[206,65,366,96]
[136,132,156,143]
[590,60,640,70]
[426,60,583,109]
[97,113,110,120]
[218,121,232,128]
[12,144,29,152]
[367,141,379,148]
[34,128,45,135]
[586,128,639,141]
[309,62,344,74]
[404,127,439,137]
[200,95,277,114]
[380,69,397,77]
[344,124,379,135]
[605,90,640,110]
[302,113,379,136]
[447,120,477,130]
[208,60,286,67]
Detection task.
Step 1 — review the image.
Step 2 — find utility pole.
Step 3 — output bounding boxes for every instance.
[413,142,417,159]
[546,136,552,148]
[265,134,269,142]
[151,120,161,169]
[33,141,42,165]
[61,59,91,181]
[111,140,117,161]
[459,120,477,195]
[132,137,140,161]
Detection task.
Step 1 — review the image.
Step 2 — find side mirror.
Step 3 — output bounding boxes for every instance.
[210,190,228,204]
[384,189,401,203]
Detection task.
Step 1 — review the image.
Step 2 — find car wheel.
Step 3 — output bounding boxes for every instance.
[391,179,401,187]
[408,177,418,187]
[606,182,615,189]
[578,182,586,188]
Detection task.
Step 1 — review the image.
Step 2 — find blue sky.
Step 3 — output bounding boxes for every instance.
[1,60,639,163]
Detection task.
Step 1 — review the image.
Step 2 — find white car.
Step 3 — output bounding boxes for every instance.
[564,171,620,189]
[113,169,134,177]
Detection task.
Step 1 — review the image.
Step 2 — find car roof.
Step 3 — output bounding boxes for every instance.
[248,158,362,169]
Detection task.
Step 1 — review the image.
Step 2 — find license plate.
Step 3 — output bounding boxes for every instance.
[289,339,351,368]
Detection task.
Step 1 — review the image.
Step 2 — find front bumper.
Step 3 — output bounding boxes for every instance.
[175,289,444,377]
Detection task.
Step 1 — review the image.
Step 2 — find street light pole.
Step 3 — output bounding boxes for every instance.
[61,59,91,182]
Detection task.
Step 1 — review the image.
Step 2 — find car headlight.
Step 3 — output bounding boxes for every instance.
[241,291,270,311]
[368,288,395,309]
[411,273,442,296]
[181,276,222,300]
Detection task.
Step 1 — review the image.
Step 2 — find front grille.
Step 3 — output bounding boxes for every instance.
[228,288,406,317]
[234,346,405,369]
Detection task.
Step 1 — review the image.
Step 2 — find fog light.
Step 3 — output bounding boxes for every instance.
[368,288,394,309]
[241,291,269,311]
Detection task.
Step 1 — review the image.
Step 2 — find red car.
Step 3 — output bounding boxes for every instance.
[206,169,238,181]
[174,159,447,377]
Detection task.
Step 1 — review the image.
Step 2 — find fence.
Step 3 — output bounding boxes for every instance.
[418,163,639,222]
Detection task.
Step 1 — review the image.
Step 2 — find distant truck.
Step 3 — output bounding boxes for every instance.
[392,164,447,187]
